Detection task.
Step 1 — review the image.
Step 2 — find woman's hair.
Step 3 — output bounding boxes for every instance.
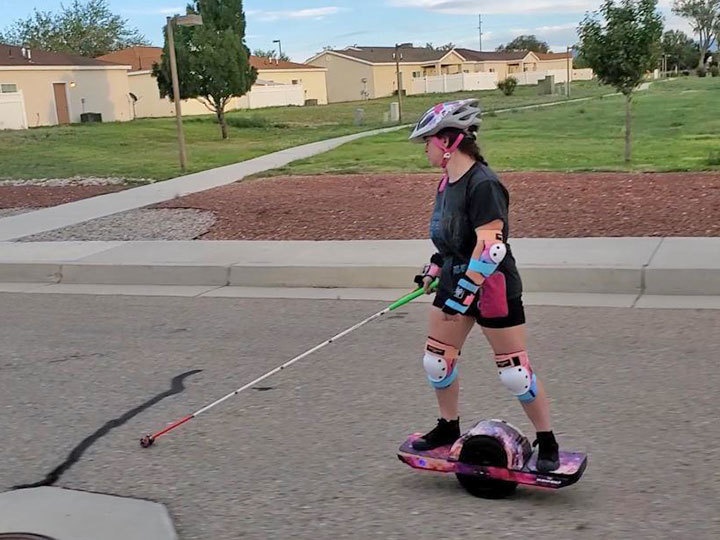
[437,126,488,165]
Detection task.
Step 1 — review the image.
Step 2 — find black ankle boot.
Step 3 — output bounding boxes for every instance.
[533,431,560,472]
[411,418,461,451]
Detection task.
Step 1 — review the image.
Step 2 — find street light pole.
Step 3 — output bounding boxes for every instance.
[166,13,203,173]
[273,39,283,59]
[166,16,187,172]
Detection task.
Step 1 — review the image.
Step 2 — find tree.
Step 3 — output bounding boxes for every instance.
[496,35,550,53]
[153,0,258,140]
[570,43,591,68]
[578,0,663,164]
[671,1,719,69]
[252,48,290,61]
[0,0,148,57]
[424,42,455,51]
[661,29,701,70]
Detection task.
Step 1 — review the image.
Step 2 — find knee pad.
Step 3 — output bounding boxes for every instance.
[423,337,459,389]
[495,350,537,403]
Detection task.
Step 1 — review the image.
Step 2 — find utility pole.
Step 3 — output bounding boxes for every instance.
[566,45,571,98]
[478,14,483,51]
[394,42,412,123]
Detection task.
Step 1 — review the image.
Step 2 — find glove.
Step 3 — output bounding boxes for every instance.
[414,253,443,290]
[442,274,481,315]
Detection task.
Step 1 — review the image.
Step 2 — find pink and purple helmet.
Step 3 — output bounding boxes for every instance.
[408,98,481,143]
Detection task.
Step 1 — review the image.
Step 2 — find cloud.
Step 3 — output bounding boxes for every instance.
[387,0,599,15]
[251,6,345,22]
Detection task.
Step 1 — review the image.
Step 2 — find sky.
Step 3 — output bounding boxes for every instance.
[0,0,694,62]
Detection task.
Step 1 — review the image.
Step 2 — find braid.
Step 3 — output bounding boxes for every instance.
[438,127,488,165]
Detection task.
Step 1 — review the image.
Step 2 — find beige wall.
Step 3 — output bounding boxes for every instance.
[479,62,511,79]
[370,53,465,99]
[129,72,312,118]
[0,66,131,127]
[256,68,327,104]
[538,58,571,71]
[372,64,407,98]
[128,71,218,118]
[310,52,375,103]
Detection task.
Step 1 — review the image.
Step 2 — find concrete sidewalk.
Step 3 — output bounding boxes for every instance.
[1,237,718,297]
[0,125,408,242]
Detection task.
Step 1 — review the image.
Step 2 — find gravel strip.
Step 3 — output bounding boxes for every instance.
[0,207,41,218]
[0,176,150,187]
[16,208,216,242]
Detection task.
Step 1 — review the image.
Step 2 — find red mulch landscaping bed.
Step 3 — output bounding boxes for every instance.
[153,172,720,239]
[0,185,127,209]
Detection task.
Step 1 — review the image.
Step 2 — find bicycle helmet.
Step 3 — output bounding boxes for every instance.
[408,98,481,143]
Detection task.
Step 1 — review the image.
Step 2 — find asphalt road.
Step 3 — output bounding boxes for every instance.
[1,292,719,539]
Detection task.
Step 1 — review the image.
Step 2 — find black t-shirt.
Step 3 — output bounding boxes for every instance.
[428,161,522,299]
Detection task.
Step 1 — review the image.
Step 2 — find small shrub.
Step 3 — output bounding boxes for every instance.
[697,67,707,77]
[497,76,518,96]
[710,66,719,77]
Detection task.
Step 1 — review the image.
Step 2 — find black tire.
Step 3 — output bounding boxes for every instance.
[455,435,518,499]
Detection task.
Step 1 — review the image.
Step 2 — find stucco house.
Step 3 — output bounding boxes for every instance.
[456,50,573,77]
[0,43,132,129]
[306,46,468,103]
[97,46,328,119]
[307,45,579,103]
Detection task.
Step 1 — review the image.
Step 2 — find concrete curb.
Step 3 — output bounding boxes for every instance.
[1,237,718,296]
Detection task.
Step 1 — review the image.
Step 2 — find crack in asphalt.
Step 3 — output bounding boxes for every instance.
[12,369,202,490]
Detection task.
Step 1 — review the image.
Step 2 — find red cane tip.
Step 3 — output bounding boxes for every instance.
[139,435,155,448]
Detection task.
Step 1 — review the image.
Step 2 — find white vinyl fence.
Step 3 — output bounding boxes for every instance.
[510,68,594,85]
[0,91,27,130]
[409,68,594,96]
[235,84,306,109]
[409,72,498,95]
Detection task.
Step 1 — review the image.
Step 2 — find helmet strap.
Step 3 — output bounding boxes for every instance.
[431,134,465,192]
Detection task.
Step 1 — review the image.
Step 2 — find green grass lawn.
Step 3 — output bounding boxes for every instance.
[262,76,720,176]
[0,80,609,181]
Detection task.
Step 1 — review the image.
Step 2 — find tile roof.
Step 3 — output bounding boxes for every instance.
[330,46,453,64]
[97,46,324,72]
[323,46,571,64]
[536,52,572,60]
[96,46,161,71]
[454,49,530,61]
[250,55,324,70]
[0,43,122,67]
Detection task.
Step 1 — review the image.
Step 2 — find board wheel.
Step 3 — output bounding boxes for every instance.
[455,435,518,499]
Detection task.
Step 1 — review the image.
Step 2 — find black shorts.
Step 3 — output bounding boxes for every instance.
[432,293,526,329]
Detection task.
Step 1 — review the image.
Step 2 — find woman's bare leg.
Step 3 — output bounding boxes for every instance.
[480,323,559,471]
[426,307,475,419]
[480,324,552,432]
